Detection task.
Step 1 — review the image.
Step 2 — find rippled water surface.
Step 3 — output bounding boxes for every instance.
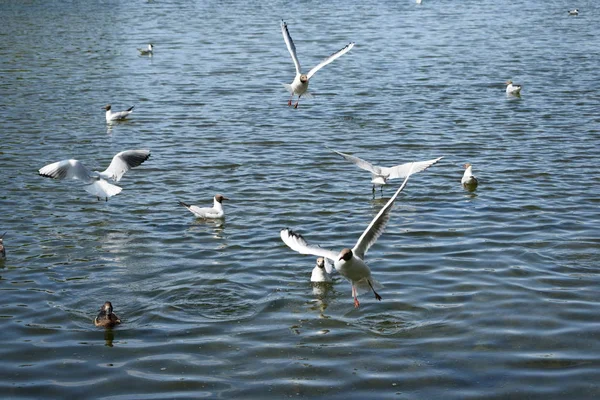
[1,0,600,398]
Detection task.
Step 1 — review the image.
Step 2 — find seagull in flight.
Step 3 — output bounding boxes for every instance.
[38,149,151,201]
[505,80,522,96]
[330,149,442,196]
[281,20,354,108]
[281,168,413,308]
[138,43,153,55]
[179,194,229,219]
[103,104,134,123]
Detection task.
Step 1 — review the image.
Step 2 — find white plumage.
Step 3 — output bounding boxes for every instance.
[505,80,522,96]
[138,44,153,55]
[281,20,354,108]
[281,168,413,308]
[331,149,442,195]
[103,104,134,123]
[38,149,151,201]
[461,163,478,190]
[179,194,229,219]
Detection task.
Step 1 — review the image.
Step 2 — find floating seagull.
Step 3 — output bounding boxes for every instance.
[281,20,354,108]
[0,232,6,259]
[281,168,413,308]
[461,163,478,191]
[103,104,134,123]
[179,194,229,219]
[94,301,121,328]
[568,9,579,16]
[505,80,522,96]
[138,43,154,55]
[38,149,151,201]
[311,257,333,283]
[331,149,442,196]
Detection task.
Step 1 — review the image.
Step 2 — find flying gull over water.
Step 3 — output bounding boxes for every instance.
[38,149,151,201]
[281,20,354,108]
[281,167,414,308]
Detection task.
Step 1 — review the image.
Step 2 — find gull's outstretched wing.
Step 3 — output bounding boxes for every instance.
[306,42,354,80]
[331,149,382,175]
[281,21,301,75]
[280,228,338,261]
[352,166,413,259]
[39,159,93,182]
[101,149,150,182]
[380,157,443,180]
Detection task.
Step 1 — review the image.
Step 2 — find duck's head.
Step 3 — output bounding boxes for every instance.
[338,248,353,262]
[215,194,229,203]
[100,301,114,314]
[300,74,308,83]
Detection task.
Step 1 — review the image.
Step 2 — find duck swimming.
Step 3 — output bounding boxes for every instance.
[94,301,121,328]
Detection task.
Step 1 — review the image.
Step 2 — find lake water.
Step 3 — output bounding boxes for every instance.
[1,0,599,398]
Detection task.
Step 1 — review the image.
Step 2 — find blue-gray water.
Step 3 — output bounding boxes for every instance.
[1,0,599,398]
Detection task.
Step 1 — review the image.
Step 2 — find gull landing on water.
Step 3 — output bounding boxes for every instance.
[103,104,134,123]
[461,163,478,191]
[505,80,522,96]
[38,149,151,201]
[281,168,414,308]
[281,20,354,108]
[331,149,442,196]
[138,43,153,55]
[179,194,229,219]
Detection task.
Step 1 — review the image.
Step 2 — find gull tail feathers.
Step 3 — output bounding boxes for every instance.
[84,180,122,199]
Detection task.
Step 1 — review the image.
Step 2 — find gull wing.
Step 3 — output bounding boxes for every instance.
[280,229,338,262]
[101,149,150,182]
[281,21,301,75]
[331,149,382,175]
[352,166,413,259]
[38,159,93,181]
[380,157,443,180]
[306,42,354,80]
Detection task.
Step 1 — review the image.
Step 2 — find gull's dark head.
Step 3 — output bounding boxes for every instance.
[300,74,308,83]
[339,248,353,262]
[215,194,229,203]
[103,104,111,111]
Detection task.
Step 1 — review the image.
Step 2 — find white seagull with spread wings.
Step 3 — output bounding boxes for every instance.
[331,149,442,196]
[38,149,151,201]
[281,167,413,308]
[281,20,354,108]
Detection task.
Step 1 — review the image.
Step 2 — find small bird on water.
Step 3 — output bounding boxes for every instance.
[461,163,478,191]
[311,257,333,283]
[103,104,135,123]
[94,301,121,328]
[505,80,522,96]
[179,194,229,219]
[138,43,154,55]
[568,9,579,16]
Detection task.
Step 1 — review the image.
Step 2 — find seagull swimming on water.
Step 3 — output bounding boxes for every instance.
[331,149,442,196]
[178,194,229,219]
[103,104,134,123]
[461,163,478,190]
[568,9,579,16]
[281,20,354,108]
[94,301,121,328]
[281,168,414,308]
[38,149,151,201]
[505,80,522,96]
[311,257,333,283]
[138,43,153,55]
